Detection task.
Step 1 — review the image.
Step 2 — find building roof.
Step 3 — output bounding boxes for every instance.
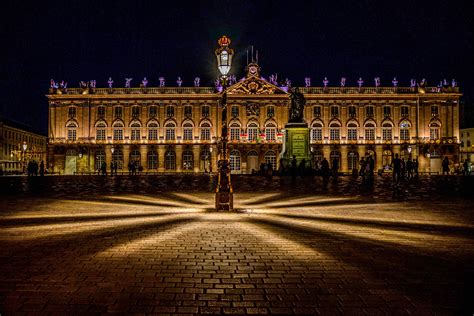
[0,116,46,137]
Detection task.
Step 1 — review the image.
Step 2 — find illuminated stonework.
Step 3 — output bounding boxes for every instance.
[46,65,461,175]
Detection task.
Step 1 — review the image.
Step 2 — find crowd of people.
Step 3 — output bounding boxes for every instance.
[26,160,45,177]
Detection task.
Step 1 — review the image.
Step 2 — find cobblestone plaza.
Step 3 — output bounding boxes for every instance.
[1,175,473,314]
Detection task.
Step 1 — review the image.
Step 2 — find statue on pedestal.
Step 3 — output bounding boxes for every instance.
[288,87,306,123]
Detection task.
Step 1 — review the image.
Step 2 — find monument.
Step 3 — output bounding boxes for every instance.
[281,87,312,166]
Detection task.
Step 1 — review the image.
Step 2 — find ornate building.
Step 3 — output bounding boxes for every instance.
[47,63,461,175]
[0,118,47,174]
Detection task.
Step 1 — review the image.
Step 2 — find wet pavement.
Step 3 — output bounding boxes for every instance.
[1,175,474,314]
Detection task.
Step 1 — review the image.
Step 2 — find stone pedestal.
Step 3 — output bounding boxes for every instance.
[282,123,311,165]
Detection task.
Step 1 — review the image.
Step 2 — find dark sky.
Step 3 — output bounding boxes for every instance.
[1,0,473,134]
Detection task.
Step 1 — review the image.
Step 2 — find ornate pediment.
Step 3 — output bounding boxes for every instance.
[225,76,288,95]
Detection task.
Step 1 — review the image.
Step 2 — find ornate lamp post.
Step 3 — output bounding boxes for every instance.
[215,35,234,211]
[22,141,27,174]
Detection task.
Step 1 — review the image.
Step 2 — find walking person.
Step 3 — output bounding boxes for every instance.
[331,157,339,181]
[39,160,45,177]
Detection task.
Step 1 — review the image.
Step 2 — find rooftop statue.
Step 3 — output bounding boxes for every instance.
[108,77,114,88]
[392,77,398,87]
[340,77,346,87]
[304,77,311,87]
[176,77,182,87]
[288,87,306,123]
[194,77,200,87]
[323,77,329,88]
[142,77,148,87]
[125,78,132,88]
[159,77,165,87]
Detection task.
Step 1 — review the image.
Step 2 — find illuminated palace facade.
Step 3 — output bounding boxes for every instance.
[47,63,461,175]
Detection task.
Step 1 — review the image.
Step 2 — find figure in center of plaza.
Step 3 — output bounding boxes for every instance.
[288,87,306,123]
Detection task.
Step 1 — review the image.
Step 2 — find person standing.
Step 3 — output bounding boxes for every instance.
[39,160,45,177]
[442,156,450,175]
[331,157,339,180]
[290,155,297,180]
[392,153,401,184]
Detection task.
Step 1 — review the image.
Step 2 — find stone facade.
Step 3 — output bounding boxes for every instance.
[47,64,461,174]
[460,127,474,162]
[0,119,47,174]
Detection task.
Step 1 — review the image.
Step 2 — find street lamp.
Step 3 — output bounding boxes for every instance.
[22,141,27,174]
[215,35,234,211]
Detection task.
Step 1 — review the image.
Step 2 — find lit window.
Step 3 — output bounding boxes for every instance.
[400,121,410,141]
[200,123,211,141]
[131,106,140,118]
[347,123,358,141]
[148,106,158,118]
[131,123,141,141]
[166,106,174,118]
[313,106,321,118]
[329,122,340,140]
[264,151,277,170]
[229,150,241,172]
[365,123,375,141]
[202,105,210,118]
[148,122,159,140]
[165,122,175,140]
[67,122,77,141]
[147,150,158,169]
[330,106,339,118]
[165,150,176,170]
[267,106,275,118]
[311,122,322,141]
[113,122,124,140]
[247,123,258,141]
[430,122,440,140]
[230,123,240,141]
[265,123,276,141]
[183,150,193,170]
[382,123,392,140]
[183,123,193,141]
[348,151,359,170]
[96,122,106,141]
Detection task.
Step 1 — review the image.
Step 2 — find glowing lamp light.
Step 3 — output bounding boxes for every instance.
[407,146,412,154]
[22,142,27,151]
[215,36,234,77]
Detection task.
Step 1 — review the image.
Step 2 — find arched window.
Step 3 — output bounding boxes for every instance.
[311,122,323,141]
[229,150,241,172]
[130,149,141,166]
[113,121,124,140]
[230,123,240,141]
[364,122,375,141]
[200,122,211,141]
[165,150,176,170]
[183,122,193,141]
[312,149,323,164]
[382,150,392,169]
[94,149,105,170]
[265,123,277,141]
[348,151,359,170]
[95,121,107,141]
[147,150,158,170]
[330,151,341,169]
[130,122,141,141]
[329,122,340,140]
[183,149,193,170]
[430,122,441,140]
[264,151,277,170]
[148,122,159,140]
[347,122,358,141]
[67,122,77,141]
[247,122,259,141]
[400,120,411,141]
[112,148,123,169]
[382,123,392,141]
[165,122,176,140]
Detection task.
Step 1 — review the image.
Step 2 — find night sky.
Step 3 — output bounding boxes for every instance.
[1,0,473,134]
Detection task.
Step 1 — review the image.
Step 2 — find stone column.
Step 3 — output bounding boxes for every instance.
[140,145,147,171]
[340,145,348,173]
[176,145,183,172]
[158,145,165,172]
[375,145,383,171]
[123,145,130,173]
[193,145,201,173]
[105,145,112,173]
[322,146,331,161]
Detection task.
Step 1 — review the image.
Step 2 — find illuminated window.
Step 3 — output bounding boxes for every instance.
[265,123,276,141]
[165,122,175,140]
[430,122,440,140]
[183,122,193,141]
[364,122,375,141]
[112,148,123,169]
[347,122,358,141]
[230,123,240,141]
[94,149,105,170]
[147,150,158,169]
[348,151,359,170]
[148,122,159,140]
[400,121,410,141]
[329,122,340,140]
[200,122,211,141]
[247,122,258,141]
[130,123,141,141]
[67,122,77,141]
[330,106,339,118]
[267,106,275,118]
[96,121,106,140]
[382,150,392,168]
[113,122,124,140]
[330,151,341,168]
[229,150,241,172]
[311,122,322,141]
[130,149,141,165]
[382,123,392,140]
[183,150,193,170]
[165,150,176,170]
